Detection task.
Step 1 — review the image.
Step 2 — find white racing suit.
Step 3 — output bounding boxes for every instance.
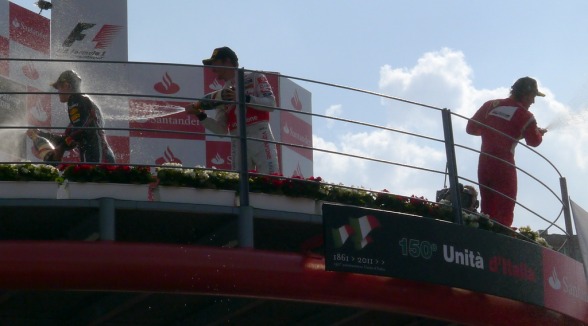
[201,71,279,174]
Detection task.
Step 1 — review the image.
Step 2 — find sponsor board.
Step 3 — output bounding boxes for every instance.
[8,41,50,89]
[128,99,204,140]
[128,63,204,99]
[205,140,232,170]
[107,135,130,164]
[280,111,312,161]
[542,248,588,322]
[280,145,313,178]
[9,2,50,54]
[128,137,205,169]
[276,76,312,174]
[279,76,312,123]
[26,85,51,128]
[324,204,544,306]
[51,0,127,61]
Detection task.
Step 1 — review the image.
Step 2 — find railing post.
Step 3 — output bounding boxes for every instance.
[236,67,253,248]
[99,197,115,241]
[560,177,576,257]
[441,109,463,224]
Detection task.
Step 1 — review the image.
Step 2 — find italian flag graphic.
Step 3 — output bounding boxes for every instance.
[350,215,380,249]
[331,224,354,248]
[356,236,374,250]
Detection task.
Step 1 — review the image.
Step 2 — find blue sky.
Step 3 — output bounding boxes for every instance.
[12,0,588,233]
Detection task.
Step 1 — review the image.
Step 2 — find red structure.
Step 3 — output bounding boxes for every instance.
[0,240,584,325]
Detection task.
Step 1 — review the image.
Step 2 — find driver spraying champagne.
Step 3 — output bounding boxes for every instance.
[466,76,547,227]
[27,70,115,163]
[185,47,279,174]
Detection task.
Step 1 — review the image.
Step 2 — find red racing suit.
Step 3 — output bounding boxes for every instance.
[201,71,279,174]
[466,97,543,226]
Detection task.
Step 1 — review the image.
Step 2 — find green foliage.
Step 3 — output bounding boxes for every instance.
[517,225,552,248]
[156,164,239,190]
[323,184,376,207]
[60,164,154,184]
[0,162,551,248]
[0,163,59,181]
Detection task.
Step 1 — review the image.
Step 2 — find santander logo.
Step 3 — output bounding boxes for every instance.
[292,163,304,178]
[283,123,312,146]
[22,63,39,80]
[11,18,46,40]
[154,72,180,94]
[291,89,303,111]
[548,267,562,290]
[155,146,182,165]
[30,98,48,122]
[211,153,225,165]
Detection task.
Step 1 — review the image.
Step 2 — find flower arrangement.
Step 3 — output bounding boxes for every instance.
[249,174,324,199]
[59,164,154,184]
[0,162,59,181]
[154,164,548,246]
[323,184,376,207]
[156,163,239,190]
[0,162,551,248]
[517,225,552,248]
[154,166,506,230]
[156,164,324,198]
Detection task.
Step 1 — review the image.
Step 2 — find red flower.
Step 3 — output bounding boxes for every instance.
[79,164,92,171]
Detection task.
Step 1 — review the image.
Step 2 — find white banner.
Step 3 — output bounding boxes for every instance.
[278,76,313,177]
[51,0,127,61]
[570,198,588,278]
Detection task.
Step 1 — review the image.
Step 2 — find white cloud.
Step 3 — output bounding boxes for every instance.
[312,47,588,232]
[325,104,342,128]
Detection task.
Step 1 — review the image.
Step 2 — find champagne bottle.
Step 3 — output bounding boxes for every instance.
[200,89,226,110]
[27,131,56,161]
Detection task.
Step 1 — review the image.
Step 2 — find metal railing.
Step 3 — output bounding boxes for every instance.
[0,58,574,253]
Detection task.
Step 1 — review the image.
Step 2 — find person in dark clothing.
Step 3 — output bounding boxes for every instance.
[28,70,115,163]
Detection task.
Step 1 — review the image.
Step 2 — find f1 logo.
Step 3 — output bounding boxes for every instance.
[63,23,96,47]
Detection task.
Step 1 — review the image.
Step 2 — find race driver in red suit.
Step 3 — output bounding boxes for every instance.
[466,77,547,227]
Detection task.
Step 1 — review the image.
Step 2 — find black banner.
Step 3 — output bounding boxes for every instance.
[323,203,544,306]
